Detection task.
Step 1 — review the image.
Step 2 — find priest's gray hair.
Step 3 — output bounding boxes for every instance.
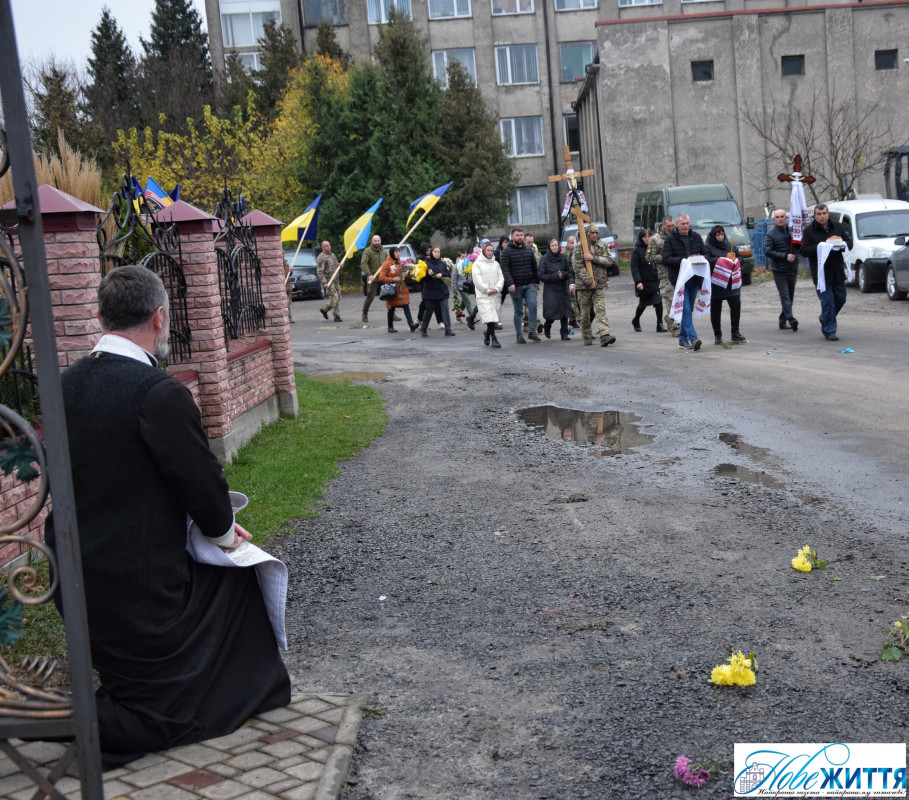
[98,265,169,332]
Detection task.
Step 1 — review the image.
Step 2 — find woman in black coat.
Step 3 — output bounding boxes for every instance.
[630,229,664,332]
[705,225,746,345]
[419,245,455,337]
[537,238,575,341]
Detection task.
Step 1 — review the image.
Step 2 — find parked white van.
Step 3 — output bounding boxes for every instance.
[825,199,909,292]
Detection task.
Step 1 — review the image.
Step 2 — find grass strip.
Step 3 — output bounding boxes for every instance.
[224,371,386,544]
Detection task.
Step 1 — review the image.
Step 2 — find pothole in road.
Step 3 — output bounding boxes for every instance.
[714,462,784,489]
[718,432,772,458]
[517,406,655,457]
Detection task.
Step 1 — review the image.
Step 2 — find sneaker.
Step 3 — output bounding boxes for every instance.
[714,336,723,345]
[409,323,420,332]
[527,332,541,342]
[678,339,691,349]
[495,323,504,330]
[731,332,747,344]
[438,322,446,330]
[517,334,527,344]
[320,308,329,320]
[601,335,617,347]
[656,323,666,333]
[779,320,790,330]
[632,318,642,332]
[692,339,702,351]
[444,330,456,337]
[790,318,799,332]
[825,333,839,341]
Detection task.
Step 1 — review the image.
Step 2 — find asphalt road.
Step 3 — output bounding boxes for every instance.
[282,272,909,799]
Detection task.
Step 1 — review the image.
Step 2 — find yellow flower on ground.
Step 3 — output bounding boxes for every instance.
[710,651,757,686]
[792,545,812,572]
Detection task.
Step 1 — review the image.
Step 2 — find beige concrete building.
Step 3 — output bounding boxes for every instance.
[573,0,909,244]
[204,0,606,237]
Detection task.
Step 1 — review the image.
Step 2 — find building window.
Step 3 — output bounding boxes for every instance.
[303,0,347,25]
[492,0,534,14]
[367,0,411,24]
[560,42,594,82]
[432,49,477,86]
[220,0,281,48]
[501,116,544,157]
[495,44,539,84]
[429,0,471,17]
[226,51,263,71]
[781,55,805,76]
[691,60,713,82]
[875,49,898,70]
[618,0,661,6]
[509,186,549,226]
[564,114,580,153]
[555,0,596,8]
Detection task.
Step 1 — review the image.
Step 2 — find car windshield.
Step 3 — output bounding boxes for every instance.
[668,200,742,227]
[854,210,909,239]
[294,266,318,277]
[285,251,317,268]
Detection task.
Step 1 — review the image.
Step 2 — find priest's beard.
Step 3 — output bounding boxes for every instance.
[154,326,170,363]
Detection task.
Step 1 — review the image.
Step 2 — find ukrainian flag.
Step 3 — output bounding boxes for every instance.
[343,199,383,255]
[144,177,174,209]
[281,194,322,244]
[406,182,452,226]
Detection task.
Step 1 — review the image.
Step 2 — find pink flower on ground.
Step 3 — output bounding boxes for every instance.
[674,755,709,788]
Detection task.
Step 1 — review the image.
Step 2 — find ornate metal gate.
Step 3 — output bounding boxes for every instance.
[0,2,104,795]
[214,188,265,342]
[97,171,192,364]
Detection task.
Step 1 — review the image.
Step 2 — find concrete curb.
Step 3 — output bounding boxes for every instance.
[314,692,368,800]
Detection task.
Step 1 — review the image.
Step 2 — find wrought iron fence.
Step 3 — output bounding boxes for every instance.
[0,2,103,791]
[97,169,192,364]
[0,240,39,425]
[214,187,265,341]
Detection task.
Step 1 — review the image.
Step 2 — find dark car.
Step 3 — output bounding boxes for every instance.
[284,249,324,300]
[887,235,909,300]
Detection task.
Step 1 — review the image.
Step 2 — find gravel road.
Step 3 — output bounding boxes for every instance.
[279,273,909,798]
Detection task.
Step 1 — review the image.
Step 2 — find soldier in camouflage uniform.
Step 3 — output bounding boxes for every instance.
[646,215,677,335]
[317,240,342,322]
[572,224,616,347]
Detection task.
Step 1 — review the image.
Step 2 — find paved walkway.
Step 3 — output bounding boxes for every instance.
[0,693,366,800]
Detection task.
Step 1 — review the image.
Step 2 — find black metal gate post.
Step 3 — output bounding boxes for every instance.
[0,1,104,796]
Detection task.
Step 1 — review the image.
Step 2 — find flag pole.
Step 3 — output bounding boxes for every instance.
[369,205,434,281]
[325,241,359,288]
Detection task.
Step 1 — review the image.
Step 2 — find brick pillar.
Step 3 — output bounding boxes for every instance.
[157,201,234,459]
[241,210,298,419]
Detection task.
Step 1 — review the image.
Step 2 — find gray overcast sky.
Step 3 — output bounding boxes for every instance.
[8,0,208,69]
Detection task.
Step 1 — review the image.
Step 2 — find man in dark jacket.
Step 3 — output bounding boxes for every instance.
[764,209,799,331]
[661,212,706,349]
[800,204,853,341]
[500,227,540,343]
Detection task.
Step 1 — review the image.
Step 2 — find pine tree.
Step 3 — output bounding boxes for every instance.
[85,7,140,170]
[435,60,515,240]
[255,19,302,120]
[138,0,214,132]
[25,58,91,158]
[315,21,349,67]
[218,54,258,120]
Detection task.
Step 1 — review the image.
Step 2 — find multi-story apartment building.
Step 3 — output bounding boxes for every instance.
[204,0,605,238]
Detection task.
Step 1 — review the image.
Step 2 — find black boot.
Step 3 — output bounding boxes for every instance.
[632,315,642,332]
[543,322,552,339]
[490,334,501,349]
[467,309,477,330]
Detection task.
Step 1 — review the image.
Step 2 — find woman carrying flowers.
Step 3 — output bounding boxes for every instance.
[419,245,455,337]
[379,247,417,333]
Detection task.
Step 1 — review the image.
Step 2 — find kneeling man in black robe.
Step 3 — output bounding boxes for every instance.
[47,265,290,768]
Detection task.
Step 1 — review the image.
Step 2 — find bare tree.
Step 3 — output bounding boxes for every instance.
[742,83,894,204]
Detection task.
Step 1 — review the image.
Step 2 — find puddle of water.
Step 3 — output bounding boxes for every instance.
[517,406,654,456]
[315,371,390,383]
[718,432,770,458]
[714,462,784,489]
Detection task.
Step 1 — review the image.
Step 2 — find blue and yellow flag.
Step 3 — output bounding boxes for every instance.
[406,182,452,226]
[343,199,383,255]
[145,177,174,209]
[281,194,322,244]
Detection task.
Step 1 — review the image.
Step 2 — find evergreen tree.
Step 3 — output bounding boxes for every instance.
[255,19,302,120]
[85,7,140,170]
[435,60,515,240]
[218,54,258,120]
[315,21,349,67]
[139,0,214,131]
[25,58,91,158]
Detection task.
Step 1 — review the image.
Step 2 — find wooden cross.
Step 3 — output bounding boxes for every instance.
[777,153,815,185]
[549,146,596,281]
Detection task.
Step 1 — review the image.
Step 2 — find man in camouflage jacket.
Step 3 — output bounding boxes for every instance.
[571,224,616,347]
[646,215,677,335]
[360,235,385,325]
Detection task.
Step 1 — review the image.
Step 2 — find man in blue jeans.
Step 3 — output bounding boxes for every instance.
[800,204,853,341]
[662,212,706,350]
[500,227,540,344]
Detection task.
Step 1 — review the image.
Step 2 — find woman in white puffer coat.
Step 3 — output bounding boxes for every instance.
[471,240,505,348]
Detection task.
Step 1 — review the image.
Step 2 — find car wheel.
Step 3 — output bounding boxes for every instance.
[741,272,752,286]
[886,265,908,301]
[856,263,871,293]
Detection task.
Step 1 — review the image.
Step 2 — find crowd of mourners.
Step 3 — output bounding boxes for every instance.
[313,202,853,350]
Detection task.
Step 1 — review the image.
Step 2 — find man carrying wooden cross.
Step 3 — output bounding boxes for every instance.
[572,224,616,347]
